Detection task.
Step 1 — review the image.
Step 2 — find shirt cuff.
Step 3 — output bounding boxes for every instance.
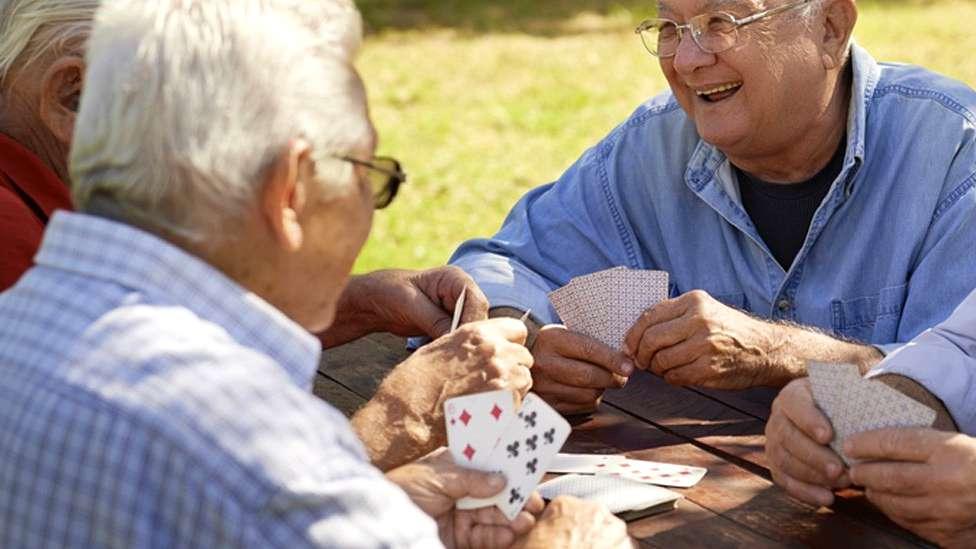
[452,253,560,325]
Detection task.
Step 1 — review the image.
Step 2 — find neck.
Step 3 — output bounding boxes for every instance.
[0,93,69,184]
[727,67,852,184]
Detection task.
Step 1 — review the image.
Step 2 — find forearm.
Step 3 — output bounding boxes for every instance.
[318,275,385,348]
[759,321,883,386]
[350,375,443,471]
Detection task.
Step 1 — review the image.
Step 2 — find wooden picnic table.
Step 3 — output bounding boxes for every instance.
[313,333,933,548]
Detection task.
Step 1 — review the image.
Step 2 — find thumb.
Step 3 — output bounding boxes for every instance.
[443,467,508,500]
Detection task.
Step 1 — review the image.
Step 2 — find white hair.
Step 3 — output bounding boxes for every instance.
[70,0,372,243]
[0,0,98,87]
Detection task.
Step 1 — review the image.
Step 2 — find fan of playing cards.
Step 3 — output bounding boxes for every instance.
[807,362,937,464]
[548,267,669,350]
[445,390,571,520]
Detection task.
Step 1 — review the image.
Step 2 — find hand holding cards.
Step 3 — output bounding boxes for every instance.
[445,390,571,520]
[807,362,937,464]
[549,268,668,350]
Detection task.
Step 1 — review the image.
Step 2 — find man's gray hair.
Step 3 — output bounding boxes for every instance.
[70,0,371,243]
[0,0,99,87]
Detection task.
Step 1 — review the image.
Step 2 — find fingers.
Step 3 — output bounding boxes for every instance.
[770,466,836,507]
[844,428,941,462]
[531,372,604,405]
[849,462,929,496]
[623,296,690,356]
[523,491,545,516]
[471,317,530,346]
[865,490,936,522]
[535,355,624,389]
[536,326,634,377]
[440,467,508,500]
[777,380,833,446]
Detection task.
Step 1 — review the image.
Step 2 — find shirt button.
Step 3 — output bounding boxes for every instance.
[777,299,792,312]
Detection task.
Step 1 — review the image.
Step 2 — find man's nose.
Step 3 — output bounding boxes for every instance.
[671,30,716,75]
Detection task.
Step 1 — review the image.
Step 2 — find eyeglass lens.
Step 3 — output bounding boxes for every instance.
[639,13,739,57]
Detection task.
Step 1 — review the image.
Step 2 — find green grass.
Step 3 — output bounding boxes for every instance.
[353,0,976,272]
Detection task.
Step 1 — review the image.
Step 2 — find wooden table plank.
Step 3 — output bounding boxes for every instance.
[317,334,931,547]
[312,371,365,417]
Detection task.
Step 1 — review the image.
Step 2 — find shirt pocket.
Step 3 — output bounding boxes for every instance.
[831,283,908,343]
[714,292,749,312]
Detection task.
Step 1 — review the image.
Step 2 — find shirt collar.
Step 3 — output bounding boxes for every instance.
[0,132,72,221]
[35,211,321,389]
[686,41,879,195]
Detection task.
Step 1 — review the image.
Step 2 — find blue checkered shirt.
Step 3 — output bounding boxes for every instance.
[0,212,441,548]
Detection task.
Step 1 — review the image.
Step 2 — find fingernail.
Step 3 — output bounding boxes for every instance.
[815,428,828,442]
[620,360,634,376]
[826,462,840,477]
[489,474,506,489]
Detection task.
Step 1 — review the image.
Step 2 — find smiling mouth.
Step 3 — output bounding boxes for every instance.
[695,82,743,103]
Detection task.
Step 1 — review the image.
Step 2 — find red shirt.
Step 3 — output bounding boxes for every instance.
[0,133,72,291]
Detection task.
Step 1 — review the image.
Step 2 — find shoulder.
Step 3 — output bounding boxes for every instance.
[69,303,372,501]
[0,184,44,290]
[870,62,976,125]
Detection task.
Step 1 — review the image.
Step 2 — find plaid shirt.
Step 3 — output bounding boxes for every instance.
[0,212,441,548]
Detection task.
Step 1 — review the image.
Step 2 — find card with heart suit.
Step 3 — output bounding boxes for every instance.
[455,393,571,520]
[807,362,937,465]
[537,474,681,517]
[445,390,515,469]
[548,268,669,350]
[547,453,625,474]
[596,458,707,488]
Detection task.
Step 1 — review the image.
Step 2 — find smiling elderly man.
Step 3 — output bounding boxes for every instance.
[0,1,631,547]
[450,0,976,413]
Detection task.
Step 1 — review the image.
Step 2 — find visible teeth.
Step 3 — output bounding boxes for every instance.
[696,82,742,96]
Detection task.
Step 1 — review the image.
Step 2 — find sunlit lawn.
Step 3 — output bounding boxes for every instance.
[353,0,976,272]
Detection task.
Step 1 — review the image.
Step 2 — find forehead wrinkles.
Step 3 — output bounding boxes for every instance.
[657,0,764,16]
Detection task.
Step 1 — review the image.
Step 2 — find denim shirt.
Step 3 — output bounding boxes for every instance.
[451,45,976,351]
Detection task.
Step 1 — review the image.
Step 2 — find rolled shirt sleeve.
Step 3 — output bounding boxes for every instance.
[868,288,976,435]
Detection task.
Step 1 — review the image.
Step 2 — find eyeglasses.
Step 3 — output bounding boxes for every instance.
[340,156,406,209]
[635,0,813,58]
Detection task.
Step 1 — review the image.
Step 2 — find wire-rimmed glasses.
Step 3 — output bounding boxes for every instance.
[635,0,813,58]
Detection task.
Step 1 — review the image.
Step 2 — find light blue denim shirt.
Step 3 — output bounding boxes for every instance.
[451,45,976,351]
[868,287,976,434]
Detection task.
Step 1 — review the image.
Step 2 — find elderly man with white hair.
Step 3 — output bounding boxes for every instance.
[450,0,976,414]
[0,0,538,474]
[0,1,631,547]
[0,0,95,289]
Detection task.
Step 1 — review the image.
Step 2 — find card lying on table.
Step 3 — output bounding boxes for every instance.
[445,391,571,520]
[807,362,937,465]
[547,453,707,488]
[538,474,681,520]
[548,268,669,350]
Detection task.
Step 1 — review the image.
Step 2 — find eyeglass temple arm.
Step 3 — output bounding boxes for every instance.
[736,0,811,27]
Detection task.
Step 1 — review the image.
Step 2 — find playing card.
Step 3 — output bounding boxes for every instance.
[537,474,681,516]
[597,458,707,488]
[547,453,625,474]
[828,377,937,465]
[450,288,466,332]
[444,390,515,468]
[458,393,571,519]
[807,362,861,420]
[548,268,669,350]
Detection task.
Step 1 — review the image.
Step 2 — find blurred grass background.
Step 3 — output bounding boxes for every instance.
[353,0,976,272]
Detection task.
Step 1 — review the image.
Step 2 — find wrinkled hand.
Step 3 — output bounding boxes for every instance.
[623,290,781,389]
[387,448,544,549]
[530,325,633,415]
[327,267,489,346]
[846,429,976,548]
[514,496,632,549]
[766,378,849,506]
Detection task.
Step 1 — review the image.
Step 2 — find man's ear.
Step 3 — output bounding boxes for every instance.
[38,56,84,145]
[261,138,311,252]
[820,0,857,70]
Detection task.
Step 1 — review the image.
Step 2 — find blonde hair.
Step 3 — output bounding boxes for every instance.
[0,0,99,87]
